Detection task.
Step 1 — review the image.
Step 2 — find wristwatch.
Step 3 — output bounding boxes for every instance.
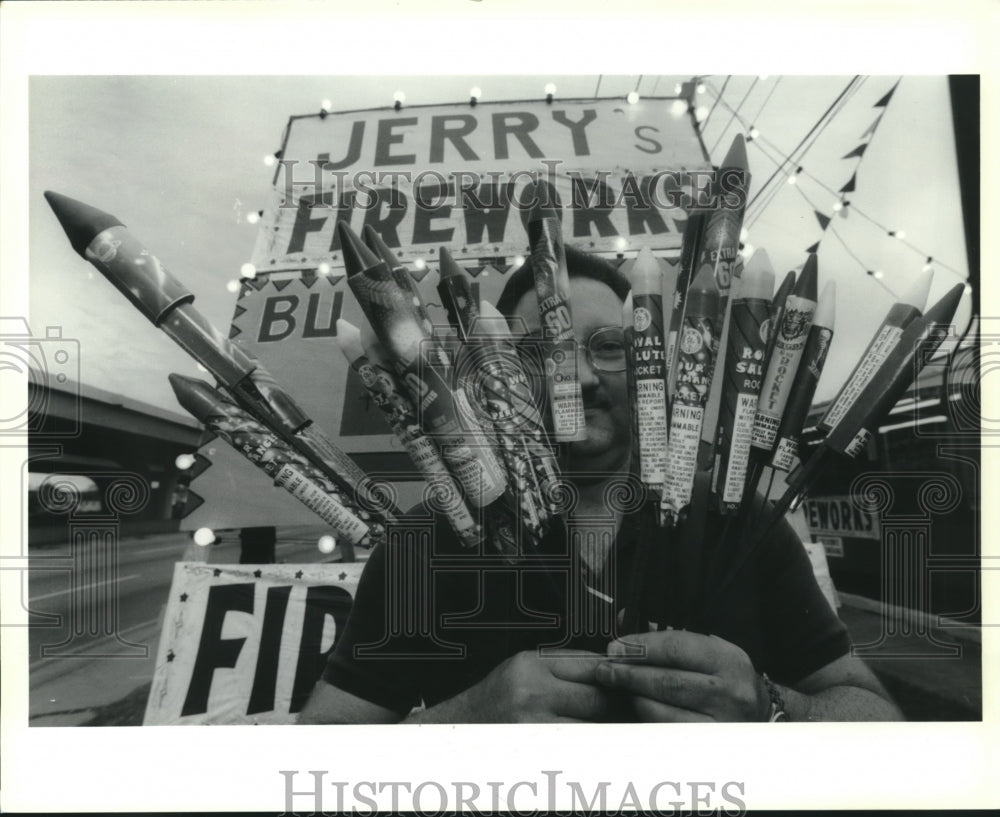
[761,673,789,722]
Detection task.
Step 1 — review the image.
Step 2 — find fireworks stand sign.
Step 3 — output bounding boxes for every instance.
[145,562,364,724]
[182,96,710,530]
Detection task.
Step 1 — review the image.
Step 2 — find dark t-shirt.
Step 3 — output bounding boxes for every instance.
[323,493,850,718]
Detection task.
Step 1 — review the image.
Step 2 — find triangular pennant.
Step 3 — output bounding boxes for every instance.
[860,116,881,140]
[232,304,247,320]
[409,266,431,283]
[272,278,293,292]
[325,271,346,285]
[228,324,242,339]
[248,276,269,291]
[467,264,484,279]
[873,80,899,108]
[805,241,820,254]
[479,264,500,279]
[839,173,857,194]
[180,489,205,518]
[842,143,868,160]
[300,270,318,289]
[188,453,214,480]
[814,211,831,231]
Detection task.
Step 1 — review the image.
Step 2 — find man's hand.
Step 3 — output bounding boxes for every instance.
[408,649,610,723]
[594,630,767,722]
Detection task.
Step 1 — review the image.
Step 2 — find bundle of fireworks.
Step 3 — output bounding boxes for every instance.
[44,191,397,547]
[337,221,565,558]
[618,134,964,627]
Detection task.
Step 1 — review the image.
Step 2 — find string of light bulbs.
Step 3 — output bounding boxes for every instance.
[706,79,964,279]
[744,77,865,226]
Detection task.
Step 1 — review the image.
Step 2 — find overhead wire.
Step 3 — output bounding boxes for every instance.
[709,77,758,155]
[706,78,965,279]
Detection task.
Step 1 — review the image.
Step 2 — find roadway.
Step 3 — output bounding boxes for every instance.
[25,525,344,725]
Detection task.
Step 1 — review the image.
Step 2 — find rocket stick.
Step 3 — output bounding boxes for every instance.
[525,185,587,442]
[770,281,836,472]
[169,374,378,547]
[661,263,720,525]
[340,223,507,508]
[337,320,483,547]
[817,268,933,435]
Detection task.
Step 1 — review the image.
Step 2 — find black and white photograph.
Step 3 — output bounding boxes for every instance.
[2,1,997,814]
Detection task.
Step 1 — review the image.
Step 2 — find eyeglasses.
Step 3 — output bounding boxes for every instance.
[514,326,628,373]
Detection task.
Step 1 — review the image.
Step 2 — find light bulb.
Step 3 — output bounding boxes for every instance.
[544,83,557,95]
[626,91,640,104]
[614,236,628,251]
[694,106,709,122]
[318,535,336,554]
[749,127,760,139]
[872,270,884,280]
[193,528,215,546]
[470,86,482,100]
[175,454,195,470]
[670,100,688,117]
[833,201,844,212]
[226,280,241,294]
[413,258,427,270]
[264,154,277,168]
[246,211,260,225]
[512,254,526,269]
[393,91,406,103]
[240,263,257,279]
[787,175,797,185]
[696,83,706,94]
[318,262,331,275]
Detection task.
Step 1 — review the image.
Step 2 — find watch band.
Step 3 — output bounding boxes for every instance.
[761,673,789,722]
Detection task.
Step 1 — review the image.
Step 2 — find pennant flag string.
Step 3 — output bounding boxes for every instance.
[744,76,861,212]
[711,78,965,279]
[842,143,868,160]
[873,79,900,108]
[860,115,881,140]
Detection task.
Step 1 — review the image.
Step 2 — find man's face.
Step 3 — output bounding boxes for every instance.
[511,277,631,478]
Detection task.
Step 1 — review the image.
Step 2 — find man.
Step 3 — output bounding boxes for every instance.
[300,246,902,723]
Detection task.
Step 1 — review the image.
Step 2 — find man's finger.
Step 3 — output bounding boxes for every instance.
[608,630,725,673]
[595,663,717,711]
[551,679,609,720]
[632,696,714,723]
[542,652,608,684]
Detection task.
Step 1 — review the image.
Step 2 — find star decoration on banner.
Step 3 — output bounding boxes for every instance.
[295,570,304,579]
[213,569,222,577]
[167,650,175,663]
[338,572,348,581]
[253,569,262,578]
[179,593,189,602]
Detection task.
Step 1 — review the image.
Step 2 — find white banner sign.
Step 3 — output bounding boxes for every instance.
[144,562,364,725]
[251,98,711,273]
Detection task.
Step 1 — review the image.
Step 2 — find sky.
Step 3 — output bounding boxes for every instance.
[26,74,971,416]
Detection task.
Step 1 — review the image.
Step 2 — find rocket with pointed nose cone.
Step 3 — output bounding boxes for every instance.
[340,221,507,508]
[336,319,483,548]
[44,191,394,520]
